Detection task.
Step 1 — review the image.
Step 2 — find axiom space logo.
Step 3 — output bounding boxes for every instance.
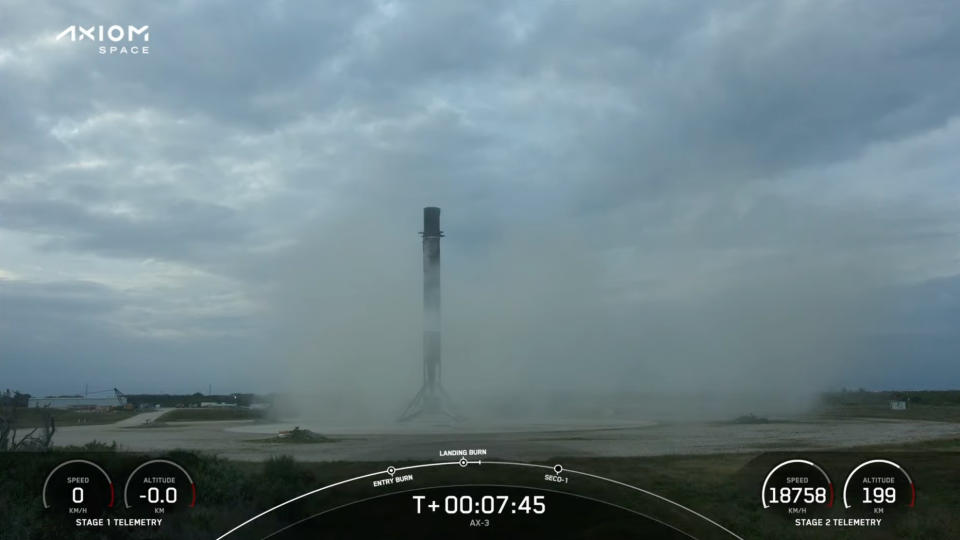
[56,25,150,55]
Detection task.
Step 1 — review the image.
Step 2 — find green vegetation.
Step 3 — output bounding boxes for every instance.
[57,440,120,452]
[156,407,266,422]
[10,407,138,428]
[0,438,960,540]
[726,413,770,424]
[817,389,960,422]
[124,392,266,408]
[817,403,960,422]
[822,389,960,406]
[3,431,960,538]
[4,441,959,539]
[247,426,335,444]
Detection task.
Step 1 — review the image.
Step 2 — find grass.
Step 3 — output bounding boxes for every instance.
[156,407,265,422]
[815,390,960,423]
[8,407,138,428]
[3,437,960,539]
[815,402,960,423]
[127,420,173,428]
[5,398,960,539]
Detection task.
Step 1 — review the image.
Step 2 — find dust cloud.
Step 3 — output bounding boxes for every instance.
[248,197,892,427]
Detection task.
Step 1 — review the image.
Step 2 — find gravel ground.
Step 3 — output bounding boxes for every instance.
[51,412,960,462]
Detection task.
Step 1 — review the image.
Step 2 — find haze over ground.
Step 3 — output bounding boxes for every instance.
[1,2,959,421]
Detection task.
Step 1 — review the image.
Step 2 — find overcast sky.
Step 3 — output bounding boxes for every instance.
[2,1,959,410]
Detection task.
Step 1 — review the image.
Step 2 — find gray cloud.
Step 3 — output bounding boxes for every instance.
[1,1,959,417]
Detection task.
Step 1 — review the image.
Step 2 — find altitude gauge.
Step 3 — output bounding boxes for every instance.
[843,459,915,515]
[761,459,833,516]
[43,460,114,515]
[124,459,196,514]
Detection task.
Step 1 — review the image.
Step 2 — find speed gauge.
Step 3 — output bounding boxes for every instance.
[43,459,114,515]
[761,459,833,516]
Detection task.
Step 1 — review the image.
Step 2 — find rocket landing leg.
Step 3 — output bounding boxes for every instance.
[398,383,460,422]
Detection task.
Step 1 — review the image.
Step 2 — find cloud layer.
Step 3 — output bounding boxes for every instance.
[2,1,960,419]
